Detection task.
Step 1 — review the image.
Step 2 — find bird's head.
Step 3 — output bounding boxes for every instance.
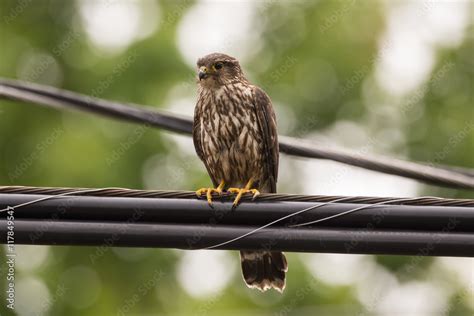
[196,53,245,88]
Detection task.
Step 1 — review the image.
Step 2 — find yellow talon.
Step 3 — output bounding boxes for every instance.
[196,180,225,205]
[228,178,260,207]
[228,188,260,206]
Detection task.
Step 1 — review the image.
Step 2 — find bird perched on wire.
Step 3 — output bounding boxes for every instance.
[193,52,287,292]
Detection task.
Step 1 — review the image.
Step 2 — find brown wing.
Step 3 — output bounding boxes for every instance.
[253,86,279,193]
[193,103,218,187]
[192,105,205,161]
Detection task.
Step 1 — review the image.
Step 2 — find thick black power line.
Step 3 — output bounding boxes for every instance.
[2,193,474,231]
[1,185,472,206]
[1,78,473,189]
[2,220,472,257]
[1,188,473,257]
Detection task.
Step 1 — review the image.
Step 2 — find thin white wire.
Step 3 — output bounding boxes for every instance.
[204,196,444,249]
[204,196,353,249]
[0,188,121,213]
[290,196,443,227]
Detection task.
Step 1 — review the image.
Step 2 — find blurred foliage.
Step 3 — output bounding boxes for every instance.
[0,0,472,315]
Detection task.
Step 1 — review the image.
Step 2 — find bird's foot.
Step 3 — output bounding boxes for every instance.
[228,187,260,207]
[196,187,224,205]
[196,180,225,206]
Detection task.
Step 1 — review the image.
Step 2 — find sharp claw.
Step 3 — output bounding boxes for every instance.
[228,188,260,207]
[232,195,240,209]
[196,186,225,207]
[232,195,242,207]
[251,189,260,200]
[206,189,213,205]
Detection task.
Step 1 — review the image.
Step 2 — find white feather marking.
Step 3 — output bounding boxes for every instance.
[231,115,240,128]
[238,125,248,145]
[213,113,220,130]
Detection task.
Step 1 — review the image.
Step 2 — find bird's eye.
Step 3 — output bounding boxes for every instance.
[214,62,223,70]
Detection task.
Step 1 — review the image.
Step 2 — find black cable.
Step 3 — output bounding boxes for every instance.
[1,185,472,206]
[4,193,473,231]
[1,219,472,257]
[1,187,473,256]
[1,78,473,189]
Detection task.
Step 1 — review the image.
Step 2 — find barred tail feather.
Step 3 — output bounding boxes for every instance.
[240,251,288,293]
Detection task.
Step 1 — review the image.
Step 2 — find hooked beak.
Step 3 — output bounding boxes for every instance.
[198,66,208,80]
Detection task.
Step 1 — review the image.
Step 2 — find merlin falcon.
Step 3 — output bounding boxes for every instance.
[193,53,288,292]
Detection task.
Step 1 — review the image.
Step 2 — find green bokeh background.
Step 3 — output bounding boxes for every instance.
[0,0,472,315]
